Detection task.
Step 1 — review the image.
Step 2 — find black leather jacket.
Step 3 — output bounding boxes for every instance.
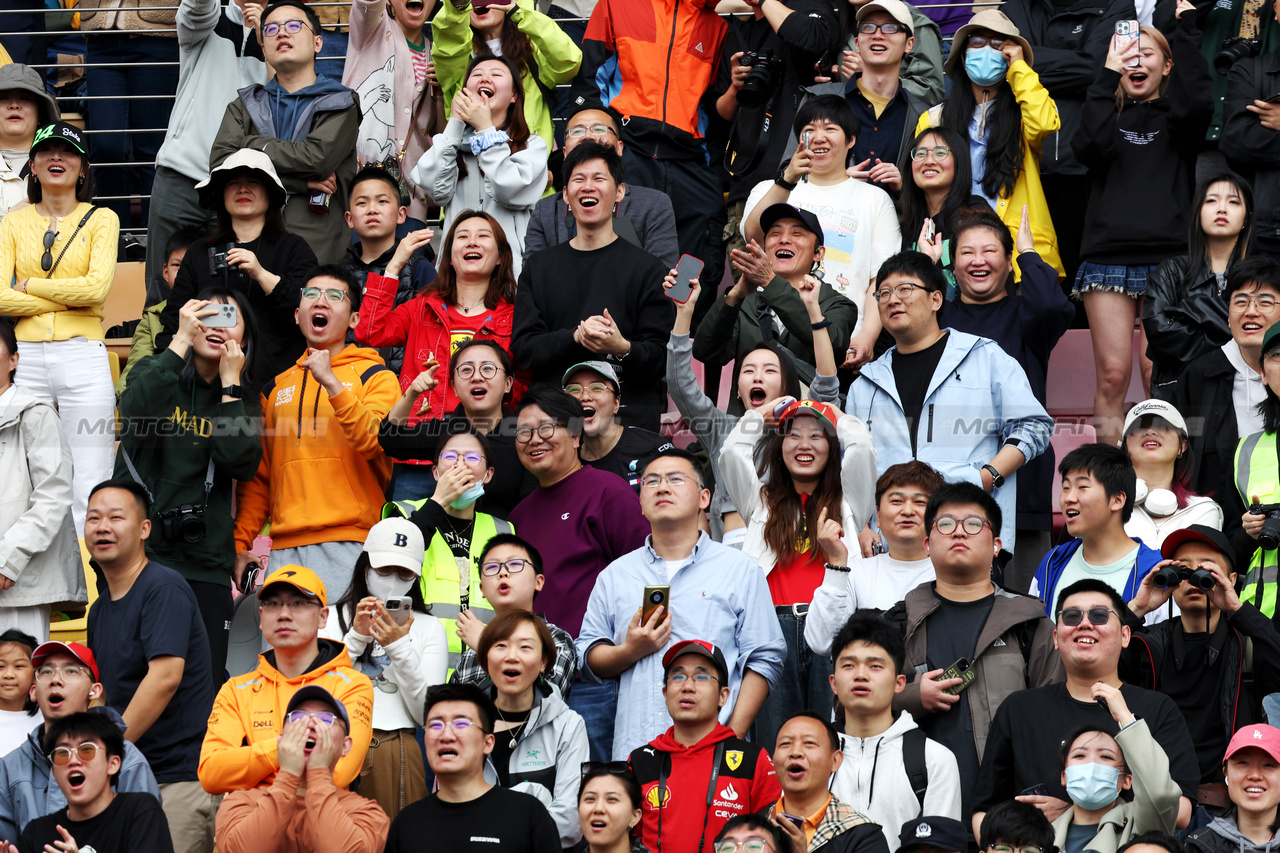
[1143,255,1233,397]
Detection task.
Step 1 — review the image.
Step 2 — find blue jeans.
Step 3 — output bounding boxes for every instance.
[568,677,619,761]
[751,608,833,753]
[85,33,179,227]
[317,27,348,83]
[388,462,437,503]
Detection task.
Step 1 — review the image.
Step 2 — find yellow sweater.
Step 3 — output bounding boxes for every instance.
[0,201,119,342]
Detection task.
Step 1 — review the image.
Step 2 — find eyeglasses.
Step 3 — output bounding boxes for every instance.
[967,33,1009,49]
[35,665,89,682]
[1267,350,1280,364]
[1231,294,1279,311]
[479,558,531,577]
[564,382,613,396]
[455,362,502,380]
[515,421,562,444]
[40,228,57,273]
[48,742,103,766]
[439,450,485,465]
[715,837,774,853]
[565,124,615,140]
[300,286,349,303]
[286,709,338,727]
[260,598,322,612]
[910,145,952,162]
[990,846,1044,853]
[1058,606,1117,627]
[263,18,311,37]
[580,760,632,783]
[425,718,482,736]
[641,473,691,489]
[933,515,991,535]
[667,672,717,685]
[872,282,928,303]
[858,21,907,34]
[370,566,418,583]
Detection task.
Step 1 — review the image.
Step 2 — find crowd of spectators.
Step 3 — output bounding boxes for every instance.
[10,0,1280,851]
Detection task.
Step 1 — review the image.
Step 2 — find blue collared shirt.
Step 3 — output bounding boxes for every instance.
[576,532,787,760]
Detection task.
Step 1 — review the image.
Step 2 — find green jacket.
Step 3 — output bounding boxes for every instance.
[114,349,264,584]
[1193,4,1280,140]
[115,301,165,397]
[432,0,582,156]
[839,3,944,107]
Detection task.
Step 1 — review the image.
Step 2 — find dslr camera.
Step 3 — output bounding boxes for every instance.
[1250,502,1280,550]
[1215,37,1259,75]
[1150,561,1215,591]
[737,49,785,109]
[159,504,207,544]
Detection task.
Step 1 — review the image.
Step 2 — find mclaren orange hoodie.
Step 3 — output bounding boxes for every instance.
[233,344,400,551]
[199,639,374,793]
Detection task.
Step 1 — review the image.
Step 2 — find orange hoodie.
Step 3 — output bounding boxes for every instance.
[234,344,401,551]
[199,639,375,794]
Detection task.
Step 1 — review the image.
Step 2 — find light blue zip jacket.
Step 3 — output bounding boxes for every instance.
[846,330,1054,553]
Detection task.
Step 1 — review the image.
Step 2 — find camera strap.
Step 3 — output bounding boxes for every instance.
[120,445,215,512]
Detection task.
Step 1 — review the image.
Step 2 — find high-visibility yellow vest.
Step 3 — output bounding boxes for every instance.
[1234,432,1280,617]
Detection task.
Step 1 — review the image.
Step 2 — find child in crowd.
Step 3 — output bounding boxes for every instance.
[410,55,549,272]
[0,632,38,759]
[323,517,448,819]
[451,533,577,697]
[827,612,962,850]
[1072,8,1211,447]
[116,226,202,397]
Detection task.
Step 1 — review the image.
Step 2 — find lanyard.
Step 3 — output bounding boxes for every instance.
[657,741,727,853]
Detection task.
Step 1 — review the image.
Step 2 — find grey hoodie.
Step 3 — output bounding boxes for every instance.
[1187,816,1280,853]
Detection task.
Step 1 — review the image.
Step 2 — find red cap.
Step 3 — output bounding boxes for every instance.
[1224,724,1280,764]
[662,640,729,683]
[31,641,99,682]
[777,399,840,435]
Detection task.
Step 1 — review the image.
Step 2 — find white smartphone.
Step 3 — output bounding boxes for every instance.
[384,596,413,625]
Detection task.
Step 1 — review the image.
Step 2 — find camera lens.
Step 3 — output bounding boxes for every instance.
[650,592,663,604]
[1260,514,1280,551]
[181,514,206,544]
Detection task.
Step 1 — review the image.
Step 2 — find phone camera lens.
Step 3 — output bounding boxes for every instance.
[650,592,663,603]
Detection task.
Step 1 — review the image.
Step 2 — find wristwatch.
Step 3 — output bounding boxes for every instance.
[982,463,1004,490]
[221,384,243,399]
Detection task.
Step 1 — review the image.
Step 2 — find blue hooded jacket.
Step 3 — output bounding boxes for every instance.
[1030,537,1164,616]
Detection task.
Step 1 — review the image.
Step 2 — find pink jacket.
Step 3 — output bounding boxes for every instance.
[343,0,438,222]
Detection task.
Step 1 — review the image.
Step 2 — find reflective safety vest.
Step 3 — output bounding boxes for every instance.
[1234,431,1280,617]
[382,500,513,672]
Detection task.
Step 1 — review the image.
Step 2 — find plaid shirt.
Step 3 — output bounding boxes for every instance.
[450,615,578,698]
[768,795,879,852]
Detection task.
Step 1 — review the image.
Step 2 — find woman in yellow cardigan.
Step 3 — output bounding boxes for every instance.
[0,121,119,533]
[915,10,1064,281]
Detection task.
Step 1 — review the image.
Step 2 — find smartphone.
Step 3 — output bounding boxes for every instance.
[773,395,797,417]
[641,585,670,624]
[1266,92,1280,104]
[384,596,413,625]
[1020,783,1051,797]
[922,218,936,244]
[204,303,238,328]
[1114,20,1140,68]
[800,130,812,151]
[780,814,806,829]
[938,657,977,695]
[239,561,261,595]
[667,254,703,304]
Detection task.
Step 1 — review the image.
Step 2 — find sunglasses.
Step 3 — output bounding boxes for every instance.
[1057,606,1117,627]
[41,227,57,272]
[580,760,631,784]
[48,742,103,766]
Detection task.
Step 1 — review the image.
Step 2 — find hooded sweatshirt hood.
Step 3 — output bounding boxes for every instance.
[264,74,350,138]
[650,722,738,754]
[1208,815,1279,853]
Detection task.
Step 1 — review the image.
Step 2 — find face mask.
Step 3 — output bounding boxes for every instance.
[1064,762,1121,810]
[450,482,486,510]
[965,46,1008,87]
[366,569,415,602]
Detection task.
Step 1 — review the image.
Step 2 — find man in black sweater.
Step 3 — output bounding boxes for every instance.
[384,683,560,853]
[512,142,673,432]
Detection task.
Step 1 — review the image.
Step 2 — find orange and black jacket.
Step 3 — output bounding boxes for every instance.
[568,0,730,162]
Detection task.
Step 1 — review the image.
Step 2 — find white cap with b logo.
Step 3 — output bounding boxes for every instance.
[362,517,426,571]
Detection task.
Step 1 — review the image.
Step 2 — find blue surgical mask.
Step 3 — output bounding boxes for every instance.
[450,482,486,510]
[1064,762,1121,810]
[965,46,1008,87]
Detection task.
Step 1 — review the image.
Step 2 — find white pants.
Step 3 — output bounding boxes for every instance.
[16,339,115,535]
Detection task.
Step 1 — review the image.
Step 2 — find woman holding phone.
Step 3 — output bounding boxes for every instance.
[1072,3,1212,445]
[323,517,447,819]
[718,340,876,751]
[115,288,263,679]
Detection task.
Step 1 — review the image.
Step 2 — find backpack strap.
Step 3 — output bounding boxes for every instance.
[901,727,929,810]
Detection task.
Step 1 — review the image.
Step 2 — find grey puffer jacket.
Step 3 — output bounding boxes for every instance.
[0,386,86,610]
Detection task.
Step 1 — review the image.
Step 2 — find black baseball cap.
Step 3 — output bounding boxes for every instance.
[1161,523,1236,574]
[30,121,87,157]
[899,817,967,853]
[759,202,825,248]
[286,685,350,728]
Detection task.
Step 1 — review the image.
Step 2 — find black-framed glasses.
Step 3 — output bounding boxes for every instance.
[872,282,928,303]
[967,34,1009,49]
[300,286,349,303]
[48,742,102,766]
[40,228,57,272]
[455,362,501,380]
[478,558,531,577]
[515,421,561,444]
[263,19,310,37]
[909,145,952,162]
[286,709,338,727]
[565,124,615,140]
[580,760,632,783]
[933,515,991,535]
[858,21,907,34]
[1058,606,1117,627]
[990,846,1044,853]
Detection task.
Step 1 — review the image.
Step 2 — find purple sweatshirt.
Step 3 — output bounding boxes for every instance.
[509,466,650,637]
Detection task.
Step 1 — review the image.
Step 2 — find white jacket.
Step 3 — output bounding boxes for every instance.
[804,553,936,655]
[0,386,86,609]
[0,156,26,224]
[719,409,877,574]
[831,710,963,852]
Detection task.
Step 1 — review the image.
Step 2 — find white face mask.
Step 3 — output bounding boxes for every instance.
[366,569,415,602]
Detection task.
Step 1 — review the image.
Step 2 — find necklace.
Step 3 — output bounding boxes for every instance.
[493,705,530,748]
[456,297,484,315]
